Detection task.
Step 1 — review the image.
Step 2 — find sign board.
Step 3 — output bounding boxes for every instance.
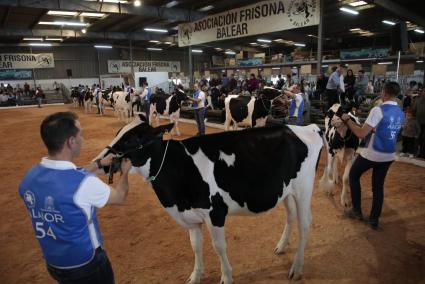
[0,53,54,69]
[108,60,180,73]
[178,0,320,47]
[0,69,33,80]
[340,48,389,60]
[237,58,263,66]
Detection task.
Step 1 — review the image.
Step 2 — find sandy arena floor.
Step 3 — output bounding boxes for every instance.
[0,104,424,284]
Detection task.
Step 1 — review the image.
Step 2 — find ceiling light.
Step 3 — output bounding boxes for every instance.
[45,38,63,41]
[272,67,280,70]
[260,44,269,48]
[257,39,272,43]
[134,0,141,7]
[225,51,236,55]
[250,42,258,45]
[416,60,424,63]
[165,1,178,8]
[144,28,168,33]
[102,0,128,3]
[214,48,223,51]
[29,43,52,47]
[94,45,113,49]
[340,7,359,15]
[414,29,424,34]
[192,49,203,53]
[382,20,396,26]
[23,37,43,41]
[322,64,329,67]
[350,28,361,31]
[147,47,162,51]
[81,28,87,33]
[294,43,306,47]
[198,5,214,12]
[349,1,367,7]
[80,12,105,17]
[39,21,88,26]
[164,41,173,44]
[378,61,392,65]
[47,10,79,16]
[273,39,283,42]
[149,40,160,43]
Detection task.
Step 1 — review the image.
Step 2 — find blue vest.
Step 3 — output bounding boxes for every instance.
[289,94,305,125]
[18,165,102,268]
[192,90,201,108]
[373,104,404,153]
[145,87,152,102]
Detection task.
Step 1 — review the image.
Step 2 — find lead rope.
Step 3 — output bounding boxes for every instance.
[146,139,170,182]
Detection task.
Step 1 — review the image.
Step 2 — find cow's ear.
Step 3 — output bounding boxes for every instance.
[138,114,147,122]
[151,123,174,135]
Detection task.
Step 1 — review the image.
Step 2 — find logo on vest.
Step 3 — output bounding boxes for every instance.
[24,190,36,208]
[43,196,59,213]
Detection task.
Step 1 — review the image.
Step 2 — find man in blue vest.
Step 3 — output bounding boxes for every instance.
[284,84,305,125]
[341,82,404,230]
[187,83,206,135]
[141,82,152,124]
[19,112,132,283]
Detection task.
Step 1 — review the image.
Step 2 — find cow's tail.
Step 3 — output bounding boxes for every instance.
[318,129,334,193]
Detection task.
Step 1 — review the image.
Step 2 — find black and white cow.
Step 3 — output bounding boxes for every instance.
[83,90,95,114]
[95,115,323,282]
[224,87,282,130]
[319,103,360,207]
[149,88,188,136]
[99,90,115,116]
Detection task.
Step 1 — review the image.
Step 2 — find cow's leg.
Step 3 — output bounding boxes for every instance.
[224,113,231,131]
[206,222,233,284]
[186,225,204,284]
[341,149,355,207]
[274,194,297,255]
[289,190,313,280]
[319,152,335,195]
[173,115,181,136]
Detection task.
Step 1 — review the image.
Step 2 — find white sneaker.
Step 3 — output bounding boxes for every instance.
[399,152,406,157]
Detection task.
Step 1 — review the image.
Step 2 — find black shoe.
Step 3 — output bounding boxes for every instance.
[344,208,363,220]
[364,218,379,230]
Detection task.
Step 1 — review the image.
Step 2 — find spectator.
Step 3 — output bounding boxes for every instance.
[228,74,237,92]
[276,74,285,90]
[325,64,344,109]
[344,69,356,103]
[35,87,44,108]
[412,88,425,158]
[187,83,206,135]
[354,70,368,104]
[140,82,152,124]
[315,72,328,100]
[24,82,30,96]
[400,107,420,158]
[53,81,59,93]
[222,73,229,90]
[247,73,258,92]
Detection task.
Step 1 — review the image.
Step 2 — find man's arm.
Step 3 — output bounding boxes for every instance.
[107,158,132,205]
[84,153,114,174]
[341,113,373,139]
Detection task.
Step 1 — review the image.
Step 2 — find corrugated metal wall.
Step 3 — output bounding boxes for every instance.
[0,46,211,79]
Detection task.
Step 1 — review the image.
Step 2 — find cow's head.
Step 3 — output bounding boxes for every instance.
[175,88,189,102]
[326,103,360,149]
[94,114,174,180]
[260,87,282,101]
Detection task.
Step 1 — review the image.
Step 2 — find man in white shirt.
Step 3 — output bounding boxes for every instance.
[188,83,206,135]
[19,112,132,283]
[284,84,305,125]
[341,82,404,229]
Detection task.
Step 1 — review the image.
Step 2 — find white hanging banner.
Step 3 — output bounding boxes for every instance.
[0,53,55,69]
[108,60,181,73]
[178,0,320,47]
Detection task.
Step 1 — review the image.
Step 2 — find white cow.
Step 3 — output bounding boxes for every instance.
[112,91,133,122]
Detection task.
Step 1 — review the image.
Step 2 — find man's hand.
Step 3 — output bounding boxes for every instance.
[120,158,132,174]
[341,113,350,123]
[100,153,115,167]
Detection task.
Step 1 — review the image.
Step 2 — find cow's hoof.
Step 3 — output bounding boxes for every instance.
[220,274,233,284]
[186,274,201,284]
[288,267,302,281]
[273,244,287,255]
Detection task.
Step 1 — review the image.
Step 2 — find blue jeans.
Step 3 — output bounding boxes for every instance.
[194,108,206,135]
[46,247,114,284]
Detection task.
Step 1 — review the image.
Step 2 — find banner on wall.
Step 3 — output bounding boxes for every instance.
[237,58,263,66]
[340,48,389,60]
[0,53,54,69]
[108,60,181,73]
[0,69,33,80]
[178,0,320,47]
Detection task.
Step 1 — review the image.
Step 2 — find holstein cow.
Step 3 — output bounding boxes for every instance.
[112,89,135,122]
[99,90,115,116]
[319,103,360,207]
[149,88,188,136]
[224,87,282,130]
[83,90,95,114]
[94,115,323,282]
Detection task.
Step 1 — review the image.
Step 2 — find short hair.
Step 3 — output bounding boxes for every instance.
[358,69,365,74]
[331,66,338,72]
[383,81,400,97]
[40,112,79,155]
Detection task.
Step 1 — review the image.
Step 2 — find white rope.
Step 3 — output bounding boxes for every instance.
[146,139,170,182]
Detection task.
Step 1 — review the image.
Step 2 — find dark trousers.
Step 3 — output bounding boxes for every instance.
[143,101,150,124]
[349,155,392,222]
[194,108,206,135]
[402,136,416,154]
[47,247,114,284]
[132,99,141,112]
[419,124,425,158]
[326,89,339,109]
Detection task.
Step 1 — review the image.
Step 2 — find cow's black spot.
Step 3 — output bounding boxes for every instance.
[209,193,228,227]
[229,96,251,123]
[252,98,270,126]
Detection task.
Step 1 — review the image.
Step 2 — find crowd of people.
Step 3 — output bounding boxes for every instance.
[0,82,46,108]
